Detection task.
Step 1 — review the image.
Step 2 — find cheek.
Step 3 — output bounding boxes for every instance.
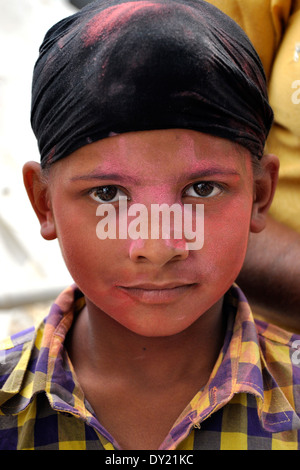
[51,202,106,277]
[54,209,132,293]
[57,224,97,282]
[202,200,252,278]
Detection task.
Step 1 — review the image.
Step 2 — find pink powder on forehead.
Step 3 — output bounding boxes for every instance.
[83,1,162,47]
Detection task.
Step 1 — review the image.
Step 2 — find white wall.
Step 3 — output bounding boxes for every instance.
[0,0,77,339]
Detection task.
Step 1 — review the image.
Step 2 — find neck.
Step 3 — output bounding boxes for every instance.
[67,296,226,389]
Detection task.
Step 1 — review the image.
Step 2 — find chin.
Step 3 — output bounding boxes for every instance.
[116,308,205,338]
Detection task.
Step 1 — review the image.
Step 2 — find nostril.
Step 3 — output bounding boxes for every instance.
[128,237,189,265]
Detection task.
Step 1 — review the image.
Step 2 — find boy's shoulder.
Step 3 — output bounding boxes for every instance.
[0,325,38,396]
[254,317,300,387]
[229,285,300,423]
[255,317,300,357]
[231,284,300,369]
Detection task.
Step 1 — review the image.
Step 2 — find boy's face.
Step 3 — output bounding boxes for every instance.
[29,130,265,337]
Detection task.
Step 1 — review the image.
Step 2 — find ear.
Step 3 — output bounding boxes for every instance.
[250,154,279,233]
[23,161,57,240]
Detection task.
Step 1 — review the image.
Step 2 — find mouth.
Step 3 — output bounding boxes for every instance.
[117,282,198,304]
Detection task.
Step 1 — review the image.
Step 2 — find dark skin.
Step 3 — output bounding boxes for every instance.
[66,295,226,449]
[23,130,278,449]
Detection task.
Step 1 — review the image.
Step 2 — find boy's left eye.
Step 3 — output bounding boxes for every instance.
[89,185,127,203]
[184,182,223,198]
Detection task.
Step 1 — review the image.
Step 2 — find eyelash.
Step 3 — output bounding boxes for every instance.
[88,186,128,203]
[88,181,224,203]
[183,181,224,199]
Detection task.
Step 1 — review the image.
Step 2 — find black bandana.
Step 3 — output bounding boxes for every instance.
[31,0,273,167]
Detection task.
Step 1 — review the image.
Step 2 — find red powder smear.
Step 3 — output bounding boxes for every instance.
[83,1,163,47]
[46,146,56,165]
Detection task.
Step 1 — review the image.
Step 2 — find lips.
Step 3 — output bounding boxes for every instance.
[117,282,197,304]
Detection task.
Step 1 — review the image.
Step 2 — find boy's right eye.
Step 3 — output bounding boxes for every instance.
[89,185,127,203]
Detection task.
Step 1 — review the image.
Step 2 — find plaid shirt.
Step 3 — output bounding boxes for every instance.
[0,284,300,450]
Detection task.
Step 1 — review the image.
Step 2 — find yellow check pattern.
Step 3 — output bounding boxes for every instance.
[0,284,299,450]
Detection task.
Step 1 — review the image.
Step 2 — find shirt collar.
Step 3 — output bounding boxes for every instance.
[161,286,300,448]
[0,285,83,414]
[1,284,299,440]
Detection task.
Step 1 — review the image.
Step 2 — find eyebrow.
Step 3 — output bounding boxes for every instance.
[180,168,241,180]
[70,172,139,184]
[70,167,241,184]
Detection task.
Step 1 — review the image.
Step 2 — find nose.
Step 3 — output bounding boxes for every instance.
[129,238,189,266]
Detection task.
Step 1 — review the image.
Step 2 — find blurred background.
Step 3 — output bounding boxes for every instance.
[0,0,94,340]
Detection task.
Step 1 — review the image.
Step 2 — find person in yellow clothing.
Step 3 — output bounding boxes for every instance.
[268,1,300,232]
[206,0,300,332]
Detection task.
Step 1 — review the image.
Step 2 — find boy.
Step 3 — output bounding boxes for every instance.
[0,0,299,450]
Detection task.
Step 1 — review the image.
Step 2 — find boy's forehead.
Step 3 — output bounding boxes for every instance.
[51,129,251,183]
